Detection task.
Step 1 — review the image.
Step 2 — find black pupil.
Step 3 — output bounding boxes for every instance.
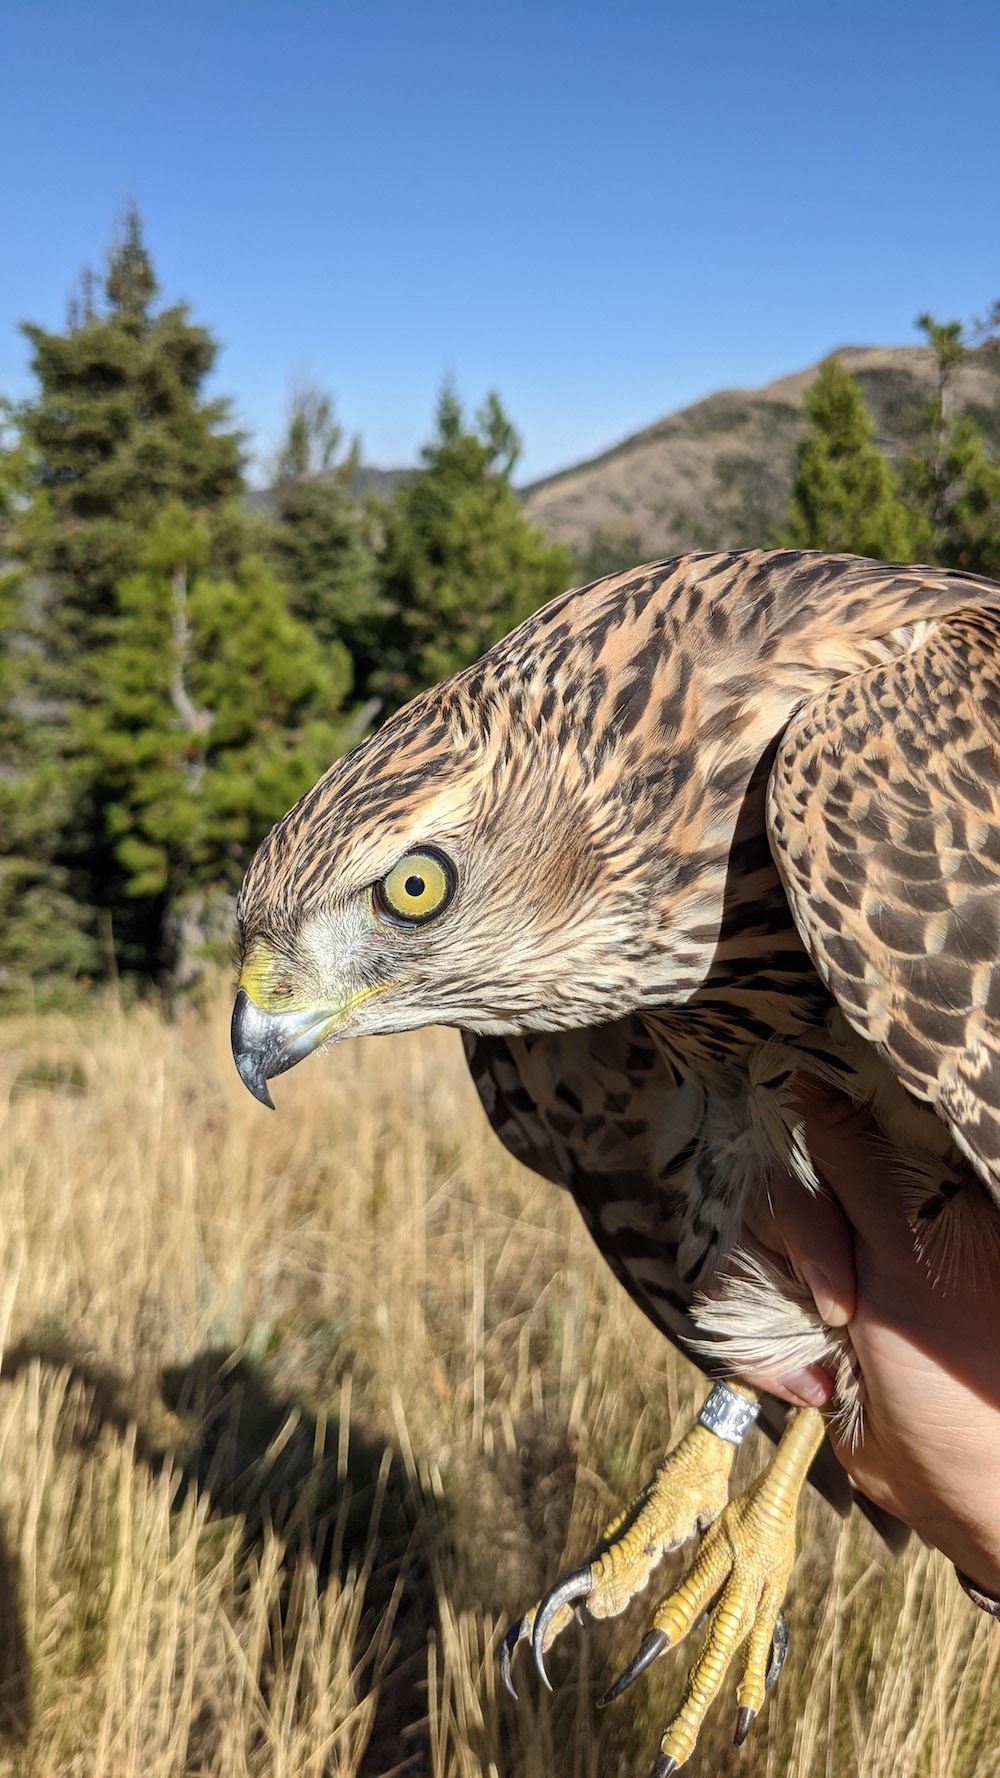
[404,874,426,899]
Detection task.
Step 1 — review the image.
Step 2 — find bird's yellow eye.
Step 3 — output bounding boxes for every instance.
[373,848,457,927]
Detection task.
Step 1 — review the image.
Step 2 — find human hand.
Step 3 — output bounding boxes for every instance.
[738,1082,1000,1594]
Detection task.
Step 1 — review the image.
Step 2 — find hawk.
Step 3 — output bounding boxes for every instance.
[231,549,1000,1773]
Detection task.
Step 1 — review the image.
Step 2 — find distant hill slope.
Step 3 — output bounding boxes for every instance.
[520,345,1000,566]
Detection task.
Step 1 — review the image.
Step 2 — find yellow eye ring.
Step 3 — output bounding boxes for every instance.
[373,848,457,927]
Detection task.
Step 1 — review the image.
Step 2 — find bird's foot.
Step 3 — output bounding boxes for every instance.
[500,1382,753,1695]
[603,1404,824,1772]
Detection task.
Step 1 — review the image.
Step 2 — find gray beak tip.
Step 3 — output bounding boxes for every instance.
[231,988,278,1108]
[231,986,333,1106]
[238,1063,276,1110]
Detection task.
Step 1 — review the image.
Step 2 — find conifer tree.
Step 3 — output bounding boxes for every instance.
[266,386,380,701]
[902,315,1000,577]
[371,387,572,712]
[81,501,350,974]
[0,400,101,1000]
[776,357,922,560]
[18,208,245,677]
[0,214,350,998]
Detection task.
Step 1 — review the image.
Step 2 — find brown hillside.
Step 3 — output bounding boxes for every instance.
[521,344,1000,567]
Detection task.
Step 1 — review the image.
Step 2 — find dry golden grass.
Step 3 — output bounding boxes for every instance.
[0,984,999,1777]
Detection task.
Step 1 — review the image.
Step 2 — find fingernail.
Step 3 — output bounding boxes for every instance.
[778,1366,833,1407]
[802,1262,850,1327]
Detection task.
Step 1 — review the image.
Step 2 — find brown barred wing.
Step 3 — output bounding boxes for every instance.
[768,606,1000,1198]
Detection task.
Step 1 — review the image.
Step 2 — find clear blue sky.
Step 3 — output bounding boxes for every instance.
[1,1,998,484]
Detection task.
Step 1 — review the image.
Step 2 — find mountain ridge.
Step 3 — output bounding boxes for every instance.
[519,343,1000,565]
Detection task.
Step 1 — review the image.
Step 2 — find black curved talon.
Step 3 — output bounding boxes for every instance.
[734,1705,756,1747]
[731,1614,788,1747]
[500,1616,530,1700]
[598,1629,669,1706]
[531,1563,592,1689]
[765,1610,789,1691]
[650,1756,678,1778]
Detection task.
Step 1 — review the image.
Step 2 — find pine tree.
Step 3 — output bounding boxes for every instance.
[18,208,245,676]
[776,357,922,560]
[935,418,1000,578]
[0,213,348,999]
[81,501,351,977]
[902,314,1000,577]
[371,387,572,712]
[0,400,101,1002]
[266,386,380,709]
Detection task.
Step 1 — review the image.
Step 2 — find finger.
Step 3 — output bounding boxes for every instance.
[790,1081,920,1286]
[735,1359,834,1409]
[743,1167,856,1326]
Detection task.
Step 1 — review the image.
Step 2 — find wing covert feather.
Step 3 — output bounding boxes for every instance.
[768,606,1000,1197]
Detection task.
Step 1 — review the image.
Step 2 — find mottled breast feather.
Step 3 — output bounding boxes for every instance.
[463,1022,908,1549]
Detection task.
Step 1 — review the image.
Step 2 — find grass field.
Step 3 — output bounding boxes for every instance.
[0,985,999,1777]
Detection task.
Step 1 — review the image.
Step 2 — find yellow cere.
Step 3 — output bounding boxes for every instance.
[237,938,308,1011]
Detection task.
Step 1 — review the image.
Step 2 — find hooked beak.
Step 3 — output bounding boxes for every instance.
[230,988,339,1108]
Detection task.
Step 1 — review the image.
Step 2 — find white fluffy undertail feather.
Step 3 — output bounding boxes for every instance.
[690,1246,864,1448]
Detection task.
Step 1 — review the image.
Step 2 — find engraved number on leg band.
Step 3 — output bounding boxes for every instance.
[697,1383,760,1446]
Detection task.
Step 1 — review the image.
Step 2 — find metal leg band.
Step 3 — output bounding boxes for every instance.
[697,1382,760,1446]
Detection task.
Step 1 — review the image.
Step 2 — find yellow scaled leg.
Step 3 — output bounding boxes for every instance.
[500,1381,757,1694]
[607,1404,825,1775]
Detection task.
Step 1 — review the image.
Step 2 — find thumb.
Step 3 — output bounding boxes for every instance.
[791,1078,918,1296]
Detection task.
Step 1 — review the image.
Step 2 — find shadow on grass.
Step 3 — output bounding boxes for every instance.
[0,1516,30,1751]
[0,1338,449,1774]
